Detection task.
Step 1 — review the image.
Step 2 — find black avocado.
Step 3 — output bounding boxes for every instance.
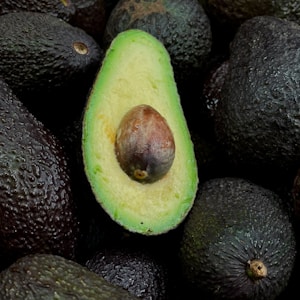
[214,15,300,172]
[85,246,170,300]
[0,11,103,130]
[0,0,76,22]
[179,177,297,300]
[200,0,300,28]
[0,253,139,300]
[0,79,80,269]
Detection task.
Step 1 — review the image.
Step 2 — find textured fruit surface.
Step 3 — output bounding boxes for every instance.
[0,0,76,21]
[0,253,139,300]
[0,79,80,268]
[179,177,297,300]
[0,11,102,98]
[85,246,170,299]
[214,16,300,170]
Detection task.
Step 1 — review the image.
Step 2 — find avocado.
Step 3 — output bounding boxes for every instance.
[214,16,300,172]
[0,79,80,269]
[70,0,107,43]
[179,177,297,300]
[57,118,129,261]
[0,253,139,300]
[202,60,229,118]
[85,246,170,300]
[82,29,198,235]
[0,0,76,22]
[200,0,300,28]
[291,167,300,220]
[102,0,212,98]
[0,11,102,130]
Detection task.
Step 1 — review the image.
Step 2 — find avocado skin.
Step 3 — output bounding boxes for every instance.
[179,177,296,300]
[0,11,102,101]
[0,0,76,22]
[200,0,300,27]
[0,253,139,300]
[85,246,170,300]
[0,79,80,269]
[57,119,128,261]
[103,0,212,93]
[214,16,300,171]
[70,0,106,43]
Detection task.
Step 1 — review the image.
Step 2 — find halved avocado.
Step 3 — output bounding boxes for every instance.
[82,29,198,235]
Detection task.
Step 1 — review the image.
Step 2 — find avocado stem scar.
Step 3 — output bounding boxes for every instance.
[73,42,89,55]
[246,259,267,281]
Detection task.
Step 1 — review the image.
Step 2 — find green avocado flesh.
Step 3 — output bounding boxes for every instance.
[82,29,198,235]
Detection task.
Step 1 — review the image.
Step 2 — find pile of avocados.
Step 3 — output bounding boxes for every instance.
[1,0,300,299]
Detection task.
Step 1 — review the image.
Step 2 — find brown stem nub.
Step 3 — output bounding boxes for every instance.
[246,259,267,281]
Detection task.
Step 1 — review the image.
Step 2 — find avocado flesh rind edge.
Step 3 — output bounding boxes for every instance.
[82,29,198,235]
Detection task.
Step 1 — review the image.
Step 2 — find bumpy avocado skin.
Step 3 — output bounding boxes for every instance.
[200,0,300,27]
[0,80,80,269]
[85,246,170,300]
[0,253,139,300]
[0,0,76,22]
[103,0,212,89]
[214,16,300,171]
[179,177,297,300]
[0,11,102,99]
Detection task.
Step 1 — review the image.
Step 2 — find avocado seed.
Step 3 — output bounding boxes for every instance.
[115,104,175,183]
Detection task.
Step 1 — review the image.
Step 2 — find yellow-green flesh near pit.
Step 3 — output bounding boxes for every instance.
[82,29,198,235]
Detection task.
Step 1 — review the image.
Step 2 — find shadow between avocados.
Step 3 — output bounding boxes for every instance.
[82,29,198,235]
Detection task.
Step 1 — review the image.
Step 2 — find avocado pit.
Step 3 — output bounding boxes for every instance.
[115,104,175,183]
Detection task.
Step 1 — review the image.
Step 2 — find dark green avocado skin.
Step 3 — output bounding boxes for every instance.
[179,177,297,300]
[0,253,139,300]
[0,11,102,100]
[0,79,80,269]
[0,0,76,22]
[200,0,300,28]
[85,246,170,300]
[214,15,300,171]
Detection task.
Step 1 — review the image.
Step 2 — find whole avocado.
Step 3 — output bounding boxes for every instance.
[179,177,297,300]
[0,11,103,130]
[0,79,80,269]
[0,253,139,300]
[214,15,300,171]
[0,11,102,102]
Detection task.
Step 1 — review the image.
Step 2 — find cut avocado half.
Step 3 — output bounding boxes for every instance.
[82,29,198,235]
